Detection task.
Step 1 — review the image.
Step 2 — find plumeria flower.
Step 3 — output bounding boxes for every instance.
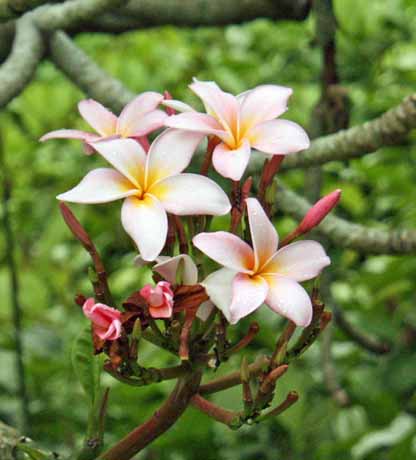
[57,129,231,261]
[40,92,167,153]
[193,198,330,326]
[164,80,310,180]
[140,281,174,318]
[134,254,214,320]
[83,298,122,340]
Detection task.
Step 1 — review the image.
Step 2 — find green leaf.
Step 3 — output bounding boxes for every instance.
[72,325,101,406]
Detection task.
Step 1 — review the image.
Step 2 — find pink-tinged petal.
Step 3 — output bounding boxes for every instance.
[193,231,254,273]
[201,268,237,322]
[124,110,168,137]
[228,274,268,324]
[154,254,198,285]
[246,198,278,271]
[39,129,100,143]
[146,129,205,186]
[92,138,146,189]
[263,275,312,327]
[262,240,330,281]
[149,304,172,319]
[197,300,214,321]
[189,80,239,135]
[82,298,96,316]
[121,195,168,261]
[162,99,195,113]
[117,92,164,135]
[150,173,231,216]
[57,168,138,204]
[212,139,251,181]
[165,112,231,143]
[78,99,117,136]
[248,119,310,155]
[239,85,293,133]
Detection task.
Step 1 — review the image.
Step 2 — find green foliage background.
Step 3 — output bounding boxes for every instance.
[1,0,416,458]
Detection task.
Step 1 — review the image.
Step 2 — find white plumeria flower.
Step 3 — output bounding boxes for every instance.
[135,254,214,321]
[193,198,330,326]
[58,129,231,261]
[165,80,310,180]
[40,93,167,152]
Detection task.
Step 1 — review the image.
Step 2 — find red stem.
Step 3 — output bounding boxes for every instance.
[101,372,202,460]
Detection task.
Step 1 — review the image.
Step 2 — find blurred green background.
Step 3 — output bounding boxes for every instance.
[1,0,416,458]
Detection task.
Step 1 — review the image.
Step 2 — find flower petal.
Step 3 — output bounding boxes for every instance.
[154,254,198,285]
[239,85,293,133]
[197,300,215,321]
[78,99,117,136]
[121,195,168,261]
[248,119,310,155]
[189,80,239,135]
[40,129,100,143]
[262,240,330,281]
[212,139,251,181]
[57,168,138,203]
[263,275,312,327]
[246,198,278,271]
[201,268,237,322]
[193,231,254,273]
[165,112,230,142]
[162,99,195,113]
[117,92,164,135]
[228,274,268,324]
[151,173,231,216]
[92,138,146,189]
[125,110,168,137]
[145,129,205,187]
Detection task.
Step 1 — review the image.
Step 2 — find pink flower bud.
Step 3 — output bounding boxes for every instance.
[82,298,122,341]
[140,281,174,319]
[298,189,341,234]
[163,91,176,116]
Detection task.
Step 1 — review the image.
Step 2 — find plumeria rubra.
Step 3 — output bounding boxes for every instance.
[140,281,174,318]
[57,129,231,260]
[82,298,122,340]
[40,92,167,153]
[48,79,342,460]
[193,198,330,325]
[165,80,310,180]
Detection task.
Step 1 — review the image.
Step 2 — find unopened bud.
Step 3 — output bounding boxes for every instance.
[298,189,341,235]
[132,318,142,341]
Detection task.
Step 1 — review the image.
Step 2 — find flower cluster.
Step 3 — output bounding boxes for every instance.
[43,80,340,341]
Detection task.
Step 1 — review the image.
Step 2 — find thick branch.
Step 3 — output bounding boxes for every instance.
[49,31,133,113]
[284,94,416,169]
[86,0,310,32]
[276,184,416,254]
[245,94,416,174]
[0,17,43,107]
[30,0,127,31]
[100,371,202,460]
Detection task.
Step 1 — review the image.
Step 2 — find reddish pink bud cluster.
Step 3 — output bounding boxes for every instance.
[140,281,174,318]
[82,298,122,340]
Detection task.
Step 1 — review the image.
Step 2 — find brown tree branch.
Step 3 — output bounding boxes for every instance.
[0,16,43,107]
[100,371,202,460]
[48,30,133,113]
